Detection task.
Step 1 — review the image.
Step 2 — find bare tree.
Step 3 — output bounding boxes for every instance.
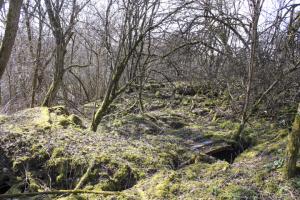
[235,0,263,140]
[90,0,192,131]
[23,0,46,107]
[42,0,88,106]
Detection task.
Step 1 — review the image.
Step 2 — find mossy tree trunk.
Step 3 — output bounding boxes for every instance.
[89,66,123,132]
[284,12,300,179]
[285,103,300,178]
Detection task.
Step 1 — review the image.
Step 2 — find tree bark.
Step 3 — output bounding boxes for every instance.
[0,0,23,79]
[42,44,66,106]
[32,3,44,107]
[285,103,300,178]
[89,76,115,131]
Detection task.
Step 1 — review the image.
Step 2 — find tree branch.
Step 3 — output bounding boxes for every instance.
[0,190,120,199]
[65,64,90,71]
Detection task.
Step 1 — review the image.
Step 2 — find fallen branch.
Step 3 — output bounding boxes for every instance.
[74,158,96,190]
[0,190,120,199]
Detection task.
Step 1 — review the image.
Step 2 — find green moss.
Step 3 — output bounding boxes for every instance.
[58,118,71,127]
[50,113,84,129]
[182,161,229,181]
[181,98,190,106]
[184,163,201,180]
[218,184,258,200]
[47,155,89,189]
[158,151,179,168]
[33,107,52,129]
[51,147,65,158]
[113,165,138,188]
[47,157,69,184]
[0,115,8,124]
[128,161,232,199]
[205,161,230,176]
[122,152,144,165]
[278,129,289,137]
[239,150,258,160]
[30,144,49,159]
[203,98,217,107]
[68,114,83,127]
[204,129,234,142]
[220,120,239,130]
[253,170,268,186]
[47,147,85,187]
[50,105,69,115]
[95,165,138,191]
[0,82,296,200]
[12,144,49,175]
[13,156,31,171]
[154,171,176,198]
[26,172,42,192]
[112,119,124,127]
[155,91,161,97]
[265,180,279,193]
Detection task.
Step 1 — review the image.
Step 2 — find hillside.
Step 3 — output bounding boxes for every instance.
[0,83,299,200]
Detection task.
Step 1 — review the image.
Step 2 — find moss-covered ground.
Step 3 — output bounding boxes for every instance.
[0,82,299,199]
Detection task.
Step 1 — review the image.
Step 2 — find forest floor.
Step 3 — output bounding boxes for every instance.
[0,82,299,200]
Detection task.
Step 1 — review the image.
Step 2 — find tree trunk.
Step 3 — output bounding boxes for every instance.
[42,45,65,106]
[235,0,261,140]
[89,78,115,131]
[23,0,44,108]
[30,2,44,107]
[89,99,111,132]
[0,80,2,105]
[0,0,23,79]
[42,0,80,107]
[285,103,300,178]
